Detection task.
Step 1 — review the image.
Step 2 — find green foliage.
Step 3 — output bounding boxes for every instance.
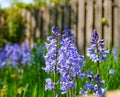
[34,0,67,6]
[0,8,25,46]
[0,45,120,97]
[6,8,25,43]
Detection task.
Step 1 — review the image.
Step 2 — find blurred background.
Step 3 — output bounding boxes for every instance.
[0,0,120,52]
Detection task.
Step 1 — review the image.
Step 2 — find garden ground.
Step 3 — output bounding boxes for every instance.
[78,90,120,97]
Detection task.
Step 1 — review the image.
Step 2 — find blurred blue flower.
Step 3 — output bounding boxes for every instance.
[109,69,115,75]
[0,49,7,68]
[0,41,31,67]
[112,48,118,62]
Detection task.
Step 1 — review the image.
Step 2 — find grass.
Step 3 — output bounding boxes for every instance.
[0,43,120,97]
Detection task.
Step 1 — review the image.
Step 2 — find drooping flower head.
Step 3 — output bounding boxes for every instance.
[52,26,60,37]
[87,30,109,62]
[43,26,60,73]
[91,30,99,44]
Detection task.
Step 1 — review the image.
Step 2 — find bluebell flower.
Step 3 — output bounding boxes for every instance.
[80,72,106,97]
[56,94,59,97]
[79,90,87,96]
[2,42,31,67]
[43,39,57,73]
[83,82,94,91]
[43,26,60,74]
[109,69,115,75]
[87,30,109,62]
[45,78,55,91]
[94,74,100,83]
[0,49,7,68]
[94,88,106,97]
[94,84,98,91]
[52,26,60,37]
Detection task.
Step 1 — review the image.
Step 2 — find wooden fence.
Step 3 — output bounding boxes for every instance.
[1,0,120,52]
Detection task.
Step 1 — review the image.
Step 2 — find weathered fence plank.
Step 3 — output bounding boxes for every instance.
[57,5,63,33]
[49,5,56,30]
[35,9,40,39]
[63,3,70,26]
[78,0,85,52]
[41,6,50,38]
[25,10,31,47]
[114,0,120,48]
[95,0,102,39]
[69,0,77,40]
[86,0,94,48]
[104,0,112,47]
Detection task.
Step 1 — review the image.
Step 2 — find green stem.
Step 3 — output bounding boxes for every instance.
[68,66,72,97]
[97,60,100,74]
[54,38,59,97]
[96,43,100,75]
[75,75,77,95]
[54,68,56,97]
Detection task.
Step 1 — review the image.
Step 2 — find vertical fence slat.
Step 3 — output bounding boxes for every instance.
[35,9,40,39]
[86,0,93,47]
[49,5,56,28]
[57,5,63,33]
[41,6,50,38]
[63,3,70,26]
[78,0,85,52]
[29,11,34,48]
[114,0,120,48]
[104,0,112,47]
[31,9,37,46]
[95,0,102,39]
[25,10,31,47]
[69,0,77,39]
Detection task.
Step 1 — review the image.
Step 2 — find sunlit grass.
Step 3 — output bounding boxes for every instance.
[0,43,120,97]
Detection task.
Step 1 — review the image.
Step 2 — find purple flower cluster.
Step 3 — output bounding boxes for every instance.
[80,72,106,97]
[44,27,113,97]
[58,26,85,94]
[83,30,111,97]
[87,30,109,62]
[0,49,7,68]
[0,42,31,67]
[45,78,55,91]
[43,26,85,95]
[43,26,60,92]
[43,26,59,74]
